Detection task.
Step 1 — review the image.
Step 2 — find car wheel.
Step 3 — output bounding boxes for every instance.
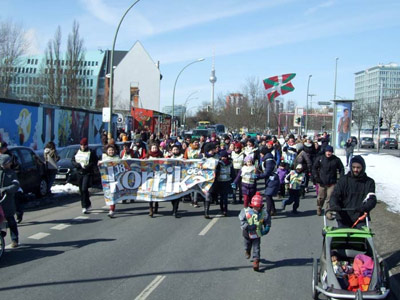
[36,178,48,198]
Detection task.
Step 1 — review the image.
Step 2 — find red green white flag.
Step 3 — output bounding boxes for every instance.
[263,73,296,102]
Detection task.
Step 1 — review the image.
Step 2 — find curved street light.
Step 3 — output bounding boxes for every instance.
[108,0,142,138]
[171,58,205,135]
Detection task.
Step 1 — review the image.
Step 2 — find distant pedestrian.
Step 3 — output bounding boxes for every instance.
[0,154,20,248]
[345,138,356,167]
[44,141,60,195]
[277,162,289,199]
[238,192,271,271]
[72,138,98,214]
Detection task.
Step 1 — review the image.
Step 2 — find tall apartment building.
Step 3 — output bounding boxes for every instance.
[354,63,400,104]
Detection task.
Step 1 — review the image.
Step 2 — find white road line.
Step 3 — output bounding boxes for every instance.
[28,232,51,240]
[74,216,89,220]
[134,275,166,300]
[51,224,71,230]
[198,215,221,236]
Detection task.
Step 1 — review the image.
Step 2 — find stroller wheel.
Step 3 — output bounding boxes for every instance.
[0,234,5,262]
[312,258,319,300]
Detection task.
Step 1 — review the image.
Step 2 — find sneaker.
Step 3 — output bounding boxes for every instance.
[82,208,87,214]
[10,241,18,248]
[245,251,251,259]
[194,204,200,208]
[107,210,115,218]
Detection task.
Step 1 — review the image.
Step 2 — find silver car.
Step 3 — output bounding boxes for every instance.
[360,137,375,148]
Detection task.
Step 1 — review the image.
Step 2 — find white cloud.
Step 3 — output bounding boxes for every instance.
[24,28,41,55]
[304,0,335,15]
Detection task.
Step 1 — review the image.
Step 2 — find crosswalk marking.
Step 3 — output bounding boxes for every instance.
[28,232,51,240]
[74,216,89,220]
[198,215,221,236]
[134,275,166,300]
[51,224,71,230]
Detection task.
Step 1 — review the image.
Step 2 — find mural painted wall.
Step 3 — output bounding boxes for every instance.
[0,99,108,149]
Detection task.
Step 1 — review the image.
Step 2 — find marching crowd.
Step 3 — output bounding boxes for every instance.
[0,129,377,272]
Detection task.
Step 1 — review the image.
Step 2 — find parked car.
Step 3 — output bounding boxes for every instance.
[360,137,375,149]
[7,146,48,197]
[380,137,398,149]
[54,144,104,187]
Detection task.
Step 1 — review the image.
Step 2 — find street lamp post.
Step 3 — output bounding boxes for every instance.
[305,74,312,135]
[108,0,142,138]
[334,57,339,101]
[171,58,205,135]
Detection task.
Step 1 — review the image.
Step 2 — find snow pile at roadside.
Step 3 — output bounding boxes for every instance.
[339,152,400,213]
[51,183,79,195]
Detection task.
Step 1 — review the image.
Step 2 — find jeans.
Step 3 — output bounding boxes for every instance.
[78,173,91,209]
[283,189,301,212]
[346,152,353,166]
[243,235,261,260]
[5,215,18,242]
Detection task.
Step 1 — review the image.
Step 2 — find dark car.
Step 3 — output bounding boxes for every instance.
[7,146,48,197]
[380,137,398,149]
[55,144,104,186]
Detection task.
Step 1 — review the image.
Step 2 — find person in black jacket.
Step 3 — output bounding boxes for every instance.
[71,138,98,214]
[329,155,376,228]
[312,145,344,219]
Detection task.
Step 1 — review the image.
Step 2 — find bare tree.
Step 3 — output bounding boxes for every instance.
[352,99,367,149]
[41,26,63,105]
[381,96,400,137]
[65,20,85,107]
[365,101,379,139]
[0,20,27,97]
[241,77,267,132]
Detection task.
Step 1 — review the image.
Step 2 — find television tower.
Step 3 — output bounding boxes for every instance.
[209,52,217,110]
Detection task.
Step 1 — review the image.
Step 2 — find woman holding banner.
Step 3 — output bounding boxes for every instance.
[101,144,120,218]
[146,143,164,217]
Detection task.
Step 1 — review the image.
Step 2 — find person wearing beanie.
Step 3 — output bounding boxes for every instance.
[330,155,376,228]
[238,192,271,272]
[312,145,344,219]
[232,155,257,208]
[256,149,280,216]
[0,154,20,248]
[281,164,305,214]
[100,144,120,217]
[231,142,245,204]
[72,138,98,214]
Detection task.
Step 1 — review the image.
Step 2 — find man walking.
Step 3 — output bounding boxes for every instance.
[312,145,344,219]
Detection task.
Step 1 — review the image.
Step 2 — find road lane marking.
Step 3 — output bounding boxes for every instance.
[28,232,51,240]
[198,215,221,236]
[51,224,71,230]
[74,216,89,220]
[134,275,166,300]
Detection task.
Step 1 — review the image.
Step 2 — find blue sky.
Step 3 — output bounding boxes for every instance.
[2,0,400,113]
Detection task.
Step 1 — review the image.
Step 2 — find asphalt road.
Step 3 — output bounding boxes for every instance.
[0,188,397,300]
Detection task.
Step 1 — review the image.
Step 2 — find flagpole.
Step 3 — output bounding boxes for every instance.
[305,74,312,135]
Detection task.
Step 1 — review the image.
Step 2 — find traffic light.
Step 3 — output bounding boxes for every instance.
[379,117,383,127]
[236,107,240,115]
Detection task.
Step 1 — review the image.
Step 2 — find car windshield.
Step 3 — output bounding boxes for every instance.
[58,147,78,159]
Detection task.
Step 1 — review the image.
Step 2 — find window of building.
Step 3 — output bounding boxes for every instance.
[96,61,98,66]
[28,59,31,64]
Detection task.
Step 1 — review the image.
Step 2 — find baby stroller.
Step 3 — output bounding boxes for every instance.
[312,208,390,300]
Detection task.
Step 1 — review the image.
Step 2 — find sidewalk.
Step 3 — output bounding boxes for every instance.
[371,200,400,300]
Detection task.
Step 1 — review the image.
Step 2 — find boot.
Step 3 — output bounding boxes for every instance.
[149,206,154,218]
[204,202,211,219]
[316,207,322,216]
[245,250,250,259]
[253,259,260,271]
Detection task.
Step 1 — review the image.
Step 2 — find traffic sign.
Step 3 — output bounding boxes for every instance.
[318,101,331,106]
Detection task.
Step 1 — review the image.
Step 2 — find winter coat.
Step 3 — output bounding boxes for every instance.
[72,148,98,175]
[0,167,19,216]
[312,154,344,185]
[294,150,312,173]
[285,170,305,190]
[282,146,297,169]
[257,153,280,196]
[233,165,257,196]
[345,141,356,155]
[44,148,59,170]
[330,157,376,227]
[277,167,289,184]
[239,207,271,238]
